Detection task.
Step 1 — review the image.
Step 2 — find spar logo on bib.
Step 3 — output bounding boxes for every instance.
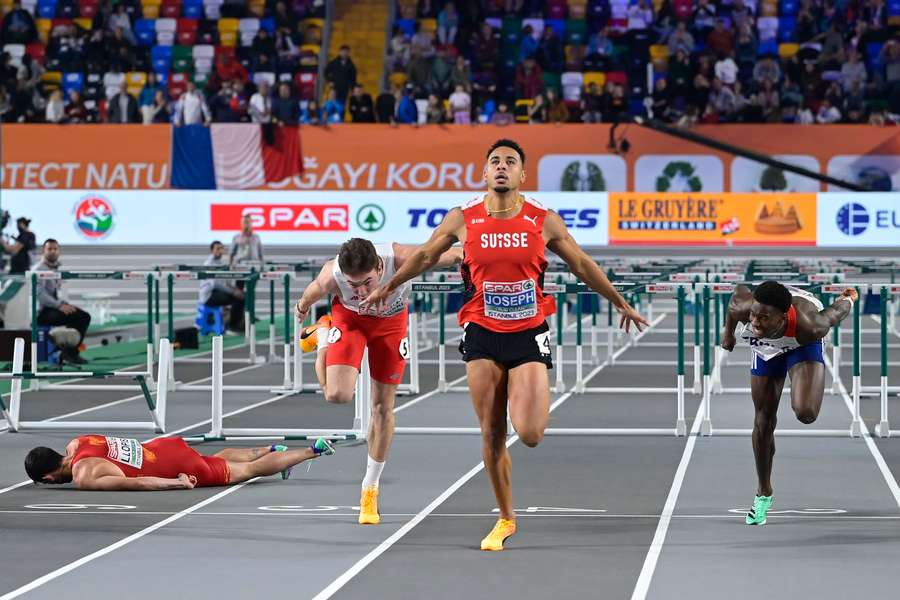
[73,195,115,240]
[105,437,143,470]
[483,279,538,321]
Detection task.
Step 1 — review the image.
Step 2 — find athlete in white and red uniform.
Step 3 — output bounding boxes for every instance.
[366,139,648,551]
[295,238,462,525]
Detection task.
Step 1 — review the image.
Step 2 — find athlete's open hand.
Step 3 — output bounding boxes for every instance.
[617,304,650,333]
[178,473,197,489]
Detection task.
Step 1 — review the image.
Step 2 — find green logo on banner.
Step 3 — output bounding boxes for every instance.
[356,204,386,232]
[656,161,702,192]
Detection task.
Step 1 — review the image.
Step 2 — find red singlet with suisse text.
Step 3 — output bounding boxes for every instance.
[458,196,556,333]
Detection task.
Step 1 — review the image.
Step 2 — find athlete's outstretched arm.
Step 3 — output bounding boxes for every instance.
[543,211,648,332]
[295,260,339,322]
[721,285,752,351]
[366,208,464,305]
[75,472,197,491]
[805,288,858,340]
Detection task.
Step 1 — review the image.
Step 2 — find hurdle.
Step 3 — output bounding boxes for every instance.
[868,284,900,438]
[699,281,866,437]
[0,337,170,433]
[28,270,158,391]
[198,335,363,442]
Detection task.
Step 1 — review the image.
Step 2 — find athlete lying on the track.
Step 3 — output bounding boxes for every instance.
[721,280,858,526]
[24,434,335,491]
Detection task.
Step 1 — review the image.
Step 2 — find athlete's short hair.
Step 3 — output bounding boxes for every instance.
[24,447,63,483]
[486,139,526,166]
[753,280,792,313]
[210,240,222,250]
[338,238,379,276]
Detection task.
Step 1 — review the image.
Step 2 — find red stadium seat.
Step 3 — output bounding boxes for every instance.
[161,0,180,18]
[176,17,197,44]
[168,71,188,99]
[25,42,46,64]
[78,0,99,18]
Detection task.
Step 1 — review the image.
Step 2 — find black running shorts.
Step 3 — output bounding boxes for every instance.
[458,321,553,370]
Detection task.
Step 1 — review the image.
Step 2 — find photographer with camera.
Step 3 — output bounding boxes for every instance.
[1,216,36,274]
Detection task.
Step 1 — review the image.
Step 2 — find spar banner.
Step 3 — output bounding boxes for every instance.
[608,192,818,246]
[0,190,608,246]
[2,124,898,191]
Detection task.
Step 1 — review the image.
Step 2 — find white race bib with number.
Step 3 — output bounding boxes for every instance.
[399,337,411,360]
[534,330,552,356]
[105,437,143,470]
[483,279,538,321]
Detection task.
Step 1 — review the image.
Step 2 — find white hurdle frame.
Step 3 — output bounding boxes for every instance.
[1,337,170,433]
[868,284,900,438]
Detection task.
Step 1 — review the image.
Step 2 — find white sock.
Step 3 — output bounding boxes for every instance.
[362,455,385,489]
[316,327,329,353]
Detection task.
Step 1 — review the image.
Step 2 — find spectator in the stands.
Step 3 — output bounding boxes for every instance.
[302,100,322,125]
[840,50,867,92]
[450,55,470,92]
[470,22,498,71]
[545,88,569,124]
[348,84,375,123]
[325,45,357,102]
[706,77,737,120]
[490,101,514,125]
[271,82,300,124]
[425,93,445,123]
[881,40,900,112]
[249,81,271,123]
[388,26,411,71]
[692,0,717,39]
[210,80,247,122]
[527,93,545,123]
[65,90,90,123]
[437,2,459,46]
[730,0,754,32]
[201,241,245,333]
[627,0,654,31]
[2,217,35,274]
[148,90,171,124]
[36,239,91,365]
[397,85,418,124]
[519,25,539,62]
[536,26,564,74]
[139,73,164,108]
[411,22,436,59]
[252,29,277,66]
[319,87,340,123]
[274,1,297,34]
[707,19,735,57]
[430,46,454,97]
[715,52,738,86]
[375,88,396,123]
[174,82,212,126]
[108,83,140,124]
[581,82,603,122]
[45,90,65,124]
[667,21,695,55]
[215,53,249,86]
[816,98,842,123]
[753,55,782,87]
[651,78,671,121]
[275,29,298,68]
[448,83,471,123]
[515,57,543,101]
[406,48,431,94]
[230,215,264,268]
[817,22,845,68]
[587,27,613,57]
[758,80,780,122]
[1,0,37,44]
[108,4,136,46]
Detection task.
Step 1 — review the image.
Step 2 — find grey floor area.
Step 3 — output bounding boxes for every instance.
[0,310,899,600]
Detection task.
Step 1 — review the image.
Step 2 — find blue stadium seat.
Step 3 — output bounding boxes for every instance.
[135,19,157,46]
[544,18,565,39]
[758,39,778,56]
[889,0,900,15]
[62,72,83,96]
[396,18,415,36]
[777,17,796,42]
[37,0,58,18]
[183,0,203,19]
[779,0,799,15]
[259,18,275,33]
[152,45,173,72]
[154,70,169,85]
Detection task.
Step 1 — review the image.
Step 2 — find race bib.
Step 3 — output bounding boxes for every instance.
[535,330,552,356]
[483,279,538,321]
[105,437,143,470]
[327,327,342,344]
[399,337,411,360]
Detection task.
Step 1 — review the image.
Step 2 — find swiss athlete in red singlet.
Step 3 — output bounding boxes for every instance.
[366,139,648,550]
[24,434,335,490]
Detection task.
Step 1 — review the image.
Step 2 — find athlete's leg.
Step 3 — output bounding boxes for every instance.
[214,446,273,462]
[751,373,785,497]
[507,362,551,447]
[467,359,513,520]
[788,361,826,424]
[368,381,397,462]
[226,447,318,483]
[315,347,328,391]
[324,365,358,404]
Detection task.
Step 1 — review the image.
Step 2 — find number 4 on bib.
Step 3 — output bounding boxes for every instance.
[535,331,552,356]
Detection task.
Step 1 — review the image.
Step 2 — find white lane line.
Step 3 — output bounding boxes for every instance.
[0,479,258,600]
[311,390,577,600]
[629,388,705,600]
[826,356,900,509]
[394,375,467,414]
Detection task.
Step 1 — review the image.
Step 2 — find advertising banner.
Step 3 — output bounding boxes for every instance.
[608,193,818,246]
[3,124,898,192]
[816,192,900,247]
[0,190,608,246]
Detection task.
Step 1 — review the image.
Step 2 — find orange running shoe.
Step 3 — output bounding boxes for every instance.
[299,315,332,353]
[480,518,516,551]
[359,486,380,525]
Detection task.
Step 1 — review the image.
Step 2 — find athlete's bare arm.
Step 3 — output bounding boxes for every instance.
[72,458,197,491]
[295,261,340,322]
[543,210,648,332]
[393,242,463,270]
[366,208,466,305]
[796,288,857,343]
[721,285,752,351]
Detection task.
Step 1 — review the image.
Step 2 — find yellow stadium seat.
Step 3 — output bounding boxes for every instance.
[418,18,437,32]
[890,15,900,26]
[126,71,148,87]
[389,71,408,89]
[301,18,325,30]
[218,18,240,33]
[74,17,92,30]
[300,43,320,55]
[42,71,62,84]
[142,4,159,18]
[778,43,799,58]
[220,30,237,46]
[649,44,669,60]
[248,1,265,17]
[515,98,533,123]
[583,71,606,88]
[761,3,777,16]
[36,18,52,42]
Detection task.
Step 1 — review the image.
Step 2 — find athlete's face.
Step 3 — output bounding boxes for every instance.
[41,466,72,485]
[484,147,525,193]
[345,260,384,297]
[749,301,786,338]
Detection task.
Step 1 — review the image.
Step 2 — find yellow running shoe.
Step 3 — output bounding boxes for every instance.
[359,486,380,525]
[480,518,517,551]
[299,315,332,353]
